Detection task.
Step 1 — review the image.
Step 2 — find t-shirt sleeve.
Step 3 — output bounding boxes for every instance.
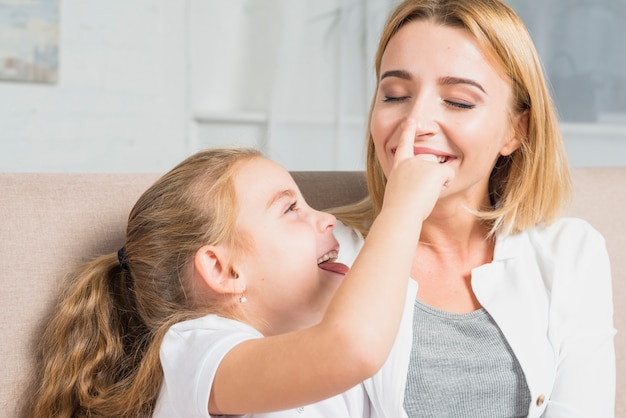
[158,315,262,417]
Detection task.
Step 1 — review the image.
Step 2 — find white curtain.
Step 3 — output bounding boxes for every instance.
[262,0,400,170]
[511,0,626,124]
[510,0,626,166]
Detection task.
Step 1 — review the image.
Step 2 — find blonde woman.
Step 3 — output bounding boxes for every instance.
[333,0,616,416]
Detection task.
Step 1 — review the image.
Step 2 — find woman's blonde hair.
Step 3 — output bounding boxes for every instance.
[334,0,571,237]
[24,147,261,418]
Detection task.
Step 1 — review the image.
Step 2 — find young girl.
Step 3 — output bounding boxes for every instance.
[333,0,616,416]
[25,143,453,417]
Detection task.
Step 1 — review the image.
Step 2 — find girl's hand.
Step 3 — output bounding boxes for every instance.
[383,118,454,221]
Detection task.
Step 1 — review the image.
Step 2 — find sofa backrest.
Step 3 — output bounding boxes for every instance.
[568,168,626,418]
[0,168,623,416]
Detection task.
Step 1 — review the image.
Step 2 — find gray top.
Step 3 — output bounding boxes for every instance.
[404,299,531,417]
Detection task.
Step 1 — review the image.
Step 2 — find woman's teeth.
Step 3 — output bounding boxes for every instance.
[317,250,338,264]
[438,156,449,164]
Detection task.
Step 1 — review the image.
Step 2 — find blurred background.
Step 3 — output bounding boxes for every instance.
[1,0,625,173]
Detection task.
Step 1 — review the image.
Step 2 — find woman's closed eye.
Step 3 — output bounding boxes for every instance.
[444,99,476,110]
[383,95,410,103]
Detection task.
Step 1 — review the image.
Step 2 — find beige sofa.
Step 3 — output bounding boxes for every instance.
[1,168,624,417]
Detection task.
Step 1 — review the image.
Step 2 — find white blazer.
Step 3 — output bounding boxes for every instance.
[336,217,616,418]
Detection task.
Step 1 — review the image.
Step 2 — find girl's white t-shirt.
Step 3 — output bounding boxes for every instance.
[153,314,370,418]
[154,222,369,417]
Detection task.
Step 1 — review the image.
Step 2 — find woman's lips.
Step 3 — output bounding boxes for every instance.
[391,146,455,163]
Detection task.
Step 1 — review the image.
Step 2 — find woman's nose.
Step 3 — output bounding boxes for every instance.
[409,96,438,136]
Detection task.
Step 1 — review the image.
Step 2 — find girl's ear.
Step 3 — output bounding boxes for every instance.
[501,109,529,157]
[194,245,246,295]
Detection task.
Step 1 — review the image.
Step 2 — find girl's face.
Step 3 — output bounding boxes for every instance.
[371,20,522,210]
[232,157,348,336]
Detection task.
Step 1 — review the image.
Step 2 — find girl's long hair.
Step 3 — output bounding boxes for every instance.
[24,148,261,418]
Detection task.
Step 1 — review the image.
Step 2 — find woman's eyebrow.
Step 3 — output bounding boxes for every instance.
[439,76,486,93]
[380,71,486,94]
[380,69,412,81]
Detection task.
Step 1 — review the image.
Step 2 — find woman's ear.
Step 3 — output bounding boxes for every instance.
[194,245,246,295]
[501,109,529,157]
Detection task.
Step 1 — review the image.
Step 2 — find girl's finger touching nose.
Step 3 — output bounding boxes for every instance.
[393,118,416,167]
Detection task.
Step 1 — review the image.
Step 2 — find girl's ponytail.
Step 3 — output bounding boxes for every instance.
[26,254,158,417]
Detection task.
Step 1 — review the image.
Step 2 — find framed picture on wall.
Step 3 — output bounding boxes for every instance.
[0,0,59,84]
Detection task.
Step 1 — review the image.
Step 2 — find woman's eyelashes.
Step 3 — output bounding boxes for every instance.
[444,100,476,109]
[383,95,409,103]
[381,92,476,110]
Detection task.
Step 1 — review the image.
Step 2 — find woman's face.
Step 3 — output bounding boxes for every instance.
[232,157,348,336]
[371,20,522,210]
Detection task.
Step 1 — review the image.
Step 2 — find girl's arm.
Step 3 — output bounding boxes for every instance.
[209,120,454,414]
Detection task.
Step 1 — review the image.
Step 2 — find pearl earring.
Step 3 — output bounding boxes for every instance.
[239,284,247,303]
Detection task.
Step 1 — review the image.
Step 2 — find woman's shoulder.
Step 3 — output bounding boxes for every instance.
[527,217,605,247]
[496,217,606,262]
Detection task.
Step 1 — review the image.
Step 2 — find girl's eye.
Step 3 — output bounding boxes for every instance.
[285,201,298,214]
[444,100,475,110]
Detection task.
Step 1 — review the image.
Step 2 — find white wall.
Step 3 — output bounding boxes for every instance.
[0,0,189,173]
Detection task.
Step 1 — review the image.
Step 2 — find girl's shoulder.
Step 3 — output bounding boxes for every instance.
[167,314,261,336]
[157,315,263,417]
[161,314,262,369]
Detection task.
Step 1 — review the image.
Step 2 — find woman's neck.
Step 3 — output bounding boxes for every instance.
[411,212,494,314]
